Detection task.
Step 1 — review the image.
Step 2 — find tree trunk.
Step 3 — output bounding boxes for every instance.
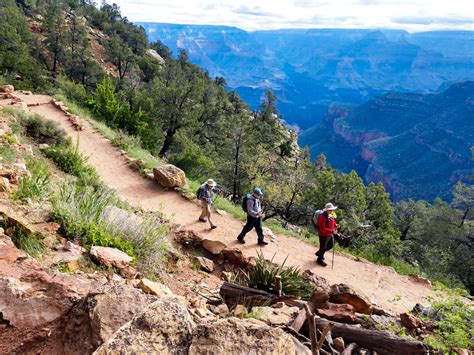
[159,127,177,157]
[315,318,427,355]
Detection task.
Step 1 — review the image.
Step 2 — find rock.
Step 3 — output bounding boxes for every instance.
[0,177,10,192]
[137,278,173,297]
[189,318,301,354]
[129,159,145,171]
[0,122,12,136]
[372,305,392,316]
[252,305,300,326]
[233,304,247,317]
[221,247,250,268]
[302,269,331,290]
[145,172,154,180]
[174,230,203,246]
[333,337,345,352]
[215,209,227,216]
[89,246,132,269]
[202,239,227,255]
[329,283,372,314]
[317,303,357,324]
[145,48,165,65]
[12,162,27,172]
[194,256,214,273]
[286,223,302,234]
[119,265,139,279]
[309,287,330,309]
[194,308,208,318]
[263,227,277,241]
[153,164,186,188]
[213,304,230,317]
[95,299,194,354]
[86,284,157,347]
[400,312,422,330]
[38,143,49,150]
[21,90,32,95]
[0,85,14,93]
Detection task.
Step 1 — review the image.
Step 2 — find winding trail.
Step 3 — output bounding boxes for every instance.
[9,93,438,313]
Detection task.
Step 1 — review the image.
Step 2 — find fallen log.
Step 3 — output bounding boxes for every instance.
[316,317,428,355]
[341,342,358,355]
[219,282,295,307]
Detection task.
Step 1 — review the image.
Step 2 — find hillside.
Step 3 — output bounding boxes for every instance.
[139,23,474,130]
[299,81,474,201]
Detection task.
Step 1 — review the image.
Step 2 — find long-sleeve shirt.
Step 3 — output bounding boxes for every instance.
[247,195,261,218]
[198,184,214,205]
[317,212,336,237]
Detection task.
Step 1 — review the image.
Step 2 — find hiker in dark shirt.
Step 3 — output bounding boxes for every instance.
[237,188,267,246]
[197,179,217,229]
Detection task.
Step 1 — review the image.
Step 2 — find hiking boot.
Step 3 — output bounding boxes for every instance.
[317,258,327,267]
[257,240,268,246]
[211,225,217,230]
[237,237,246,244]
[315,250,325,260]
[199,218,207,222]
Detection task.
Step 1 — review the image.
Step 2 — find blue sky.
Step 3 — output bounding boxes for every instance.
[107,0,473,32]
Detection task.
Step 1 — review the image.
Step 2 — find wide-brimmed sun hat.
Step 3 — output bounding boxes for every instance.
[206,179,217,187]
[324,203,337,211]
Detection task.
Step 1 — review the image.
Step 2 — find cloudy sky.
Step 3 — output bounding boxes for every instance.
[107,0,473,32]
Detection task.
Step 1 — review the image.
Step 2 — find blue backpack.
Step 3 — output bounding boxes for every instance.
[242,194,256,213]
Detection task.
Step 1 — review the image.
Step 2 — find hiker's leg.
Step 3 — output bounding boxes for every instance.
[255,217,264,242]
[317,235,329,259]
[238,216,255,240]
[199,200,207,221]
[207,204,216,228]
[325,235,334,251]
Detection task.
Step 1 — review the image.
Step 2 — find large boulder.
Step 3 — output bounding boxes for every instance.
[146,48,165,65]
[153,164,186,188]
[94,299,194,354]
[89,246,132,269]
[329,283,372,314]
[189,317,302,354]
[0,85,14,93]
[85,284,157,347]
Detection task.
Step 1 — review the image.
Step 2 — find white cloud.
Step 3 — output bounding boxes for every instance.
[108,0,474,32]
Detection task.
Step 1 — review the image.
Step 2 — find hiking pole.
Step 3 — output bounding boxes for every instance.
[331,234,336,270]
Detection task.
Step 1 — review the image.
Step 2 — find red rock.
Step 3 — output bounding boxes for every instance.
[202,239,227,255]
[221,247,249,268]
[153,164,186,188]
[400,312,422,330]
[317,302,357,323]
[329,283,372,314]
[89,246,132,269]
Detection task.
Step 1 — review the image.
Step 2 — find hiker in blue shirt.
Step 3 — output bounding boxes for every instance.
[237,188,268,246]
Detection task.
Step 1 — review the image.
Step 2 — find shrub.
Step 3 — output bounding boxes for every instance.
[111,130,142,151]
[83,222,135,258]
[239,252,315,300]
[0,144,17,164]
[21,113,68,146]
[44,141,100,187]
[56,76,88,103]
[13,160,50,202]
[10,227,44,258]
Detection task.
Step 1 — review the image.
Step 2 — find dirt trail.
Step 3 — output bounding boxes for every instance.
[11,94,437,313]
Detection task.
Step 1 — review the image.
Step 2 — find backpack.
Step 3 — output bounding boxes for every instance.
[242,194,256,213]
[196,185,205,200]
[312,210,324,233]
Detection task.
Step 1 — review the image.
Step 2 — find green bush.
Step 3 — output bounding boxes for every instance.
[10,227,44,258]
[56,76,88,103]
[0,144,17,164]
[111,130,142,151]
[13,160,50,202]
[239,252,315,300]
[44,142,100,187]
[21,113,68,146]
[422,285,474,352]
[83,222,135,258]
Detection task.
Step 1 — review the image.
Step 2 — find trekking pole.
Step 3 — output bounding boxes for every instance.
[331,234,335,270]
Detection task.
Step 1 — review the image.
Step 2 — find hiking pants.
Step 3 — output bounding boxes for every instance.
[317,234,334,260]
[238,216,264,242]
[199,200,216,228]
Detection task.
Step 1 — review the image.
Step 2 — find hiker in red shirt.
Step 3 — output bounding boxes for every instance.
[315,203,339,267]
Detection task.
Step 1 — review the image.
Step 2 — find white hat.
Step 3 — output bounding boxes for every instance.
[206,179,217,187]
[324,203,337,211]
